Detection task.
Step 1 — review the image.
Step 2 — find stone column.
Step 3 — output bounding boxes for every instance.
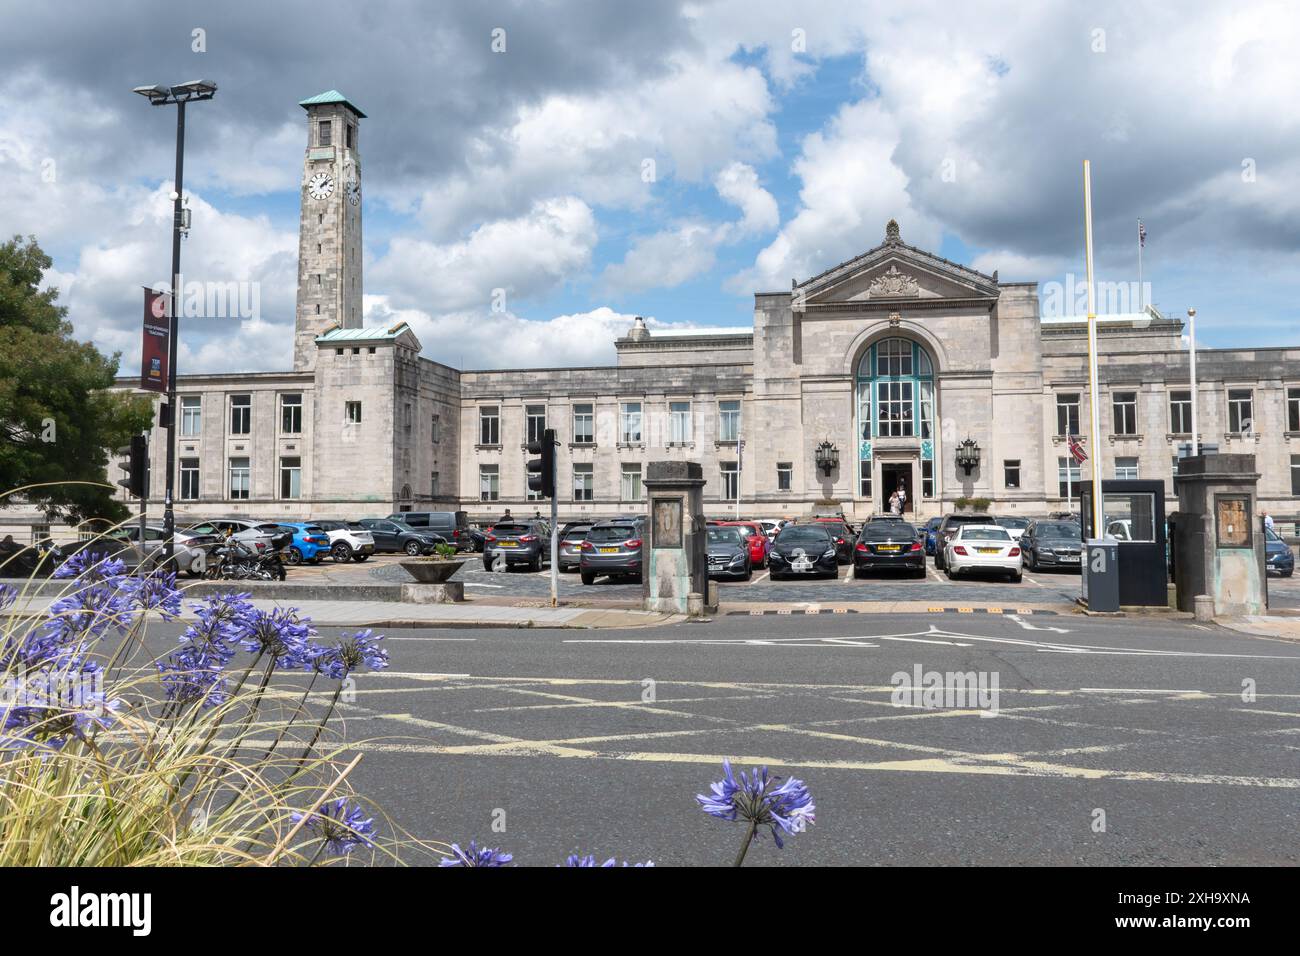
[642,461,708,614]
[1172,454,1266,617]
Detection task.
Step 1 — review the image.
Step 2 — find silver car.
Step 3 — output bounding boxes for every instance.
[182,519,285,555]
[107,525,220,577]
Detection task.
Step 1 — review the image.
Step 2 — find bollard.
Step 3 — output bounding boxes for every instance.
[707,580,719,611]
[1193,594,1215,623]
[687,592,704,618]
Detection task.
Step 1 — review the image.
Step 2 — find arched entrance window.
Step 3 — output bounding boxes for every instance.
[856,338,936,507]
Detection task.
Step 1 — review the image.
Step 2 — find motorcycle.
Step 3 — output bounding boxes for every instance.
[204,537,286,581]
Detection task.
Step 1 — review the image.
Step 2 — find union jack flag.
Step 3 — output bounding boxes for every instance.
[1068,434,1088,464]
[1138,220,1147,248]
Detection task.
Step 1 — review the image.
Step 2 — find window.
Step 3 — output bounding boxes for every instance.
[1057,457,1081,498]
[1115,456,1139,480]
[526,405,547,444]
[345,401,362,424]
[281,393,302,434]
[346,123,354,149]
[319,119,331,146]
[179,458,200,501]
[1169,390,1192,434]
[431,415,440,444]
[573,464,594,501]
[620,402,642,443]
[1056,393,1080,436]
[478,406,499,445]
[1004,460,1021,489]
[180,396,201,436]
[621,463,643,501]
[1228,389,1254,433]
[479,464,499,501]
[921,460,934,498]
[1289,387,1300,432]
[777,462,792,492]
[230,395,251,435]
[430,471,439,498]
[573,404,594,444]
[229,458,250,500]
[720,461,739,500]
[1112,391,1137,435]
[859,461,873,500]
[857,338,933,441]
[670,402,692,443]
[719,400,741,442]
[403,403,412,432]
[1293,455,1300,496]
[876,338,913,376]
[877,380,915,437]
[280,456,302,499]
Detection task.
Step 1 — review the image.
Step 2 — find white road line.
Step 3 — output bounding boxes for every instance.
[385,637,478,642]
[1006,614,1071,634]
[751,570,770,585]
[1023,576,1047,588]
[463,582,505,589]
[881,636,974,647]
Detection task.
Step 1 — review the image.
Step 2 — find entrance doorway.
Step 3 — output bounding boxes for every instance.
[880,462,913,514]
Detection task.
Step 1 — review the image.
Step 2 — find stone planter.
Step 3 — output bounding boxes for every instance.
[399,558,467,584]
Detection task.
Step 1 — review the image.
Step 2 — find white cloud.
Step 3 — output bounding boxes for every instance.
[600,223,719,296]
[714,161,779,237]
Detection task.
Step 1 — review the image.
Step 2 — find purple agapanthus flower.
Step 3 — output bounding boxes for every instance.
[697,759,815,848]
[562,854,654,867]
[2,663,120,750]
[291,798,376,856]
[239,606,318,669]
[440,841,512,867]
[130,570,183,620]
[314,629,388,679]
[157,646,230,708]
[0,584,17,612]
[52,550,127,582]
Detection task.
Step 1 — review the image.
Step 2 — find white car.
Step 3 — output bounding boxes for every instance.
[308,519,377,562]
[994,516,1030,541]
[759,519,788,539]
[943,524,1023,582]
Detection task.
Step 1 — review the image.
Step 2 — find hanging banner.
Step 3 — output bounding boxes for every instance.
[141,287,171,393]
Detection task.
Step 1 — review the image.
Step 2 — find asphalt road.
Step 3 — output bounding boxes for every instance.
[138,609,1300,867]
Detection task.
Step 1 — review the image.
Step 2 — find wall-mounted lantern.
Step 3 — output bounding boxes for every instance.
[815,440,839,477]
[955,437,981,476]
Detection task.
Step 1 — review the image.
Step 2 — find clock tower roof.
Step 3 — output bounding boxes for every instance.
[298,89,366,118]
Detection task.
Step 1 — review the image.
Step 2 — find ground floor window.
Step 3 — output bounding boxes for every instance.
[1292,455,1300,496]
[859,460,872,500]
[1057,457,1081,499]
[431,471,439,498]
[621,463,642,501]
[574,464,594,501]
[180,458,200,500]
[1115,456,1139,480]
[279,456,302,500]
[1004,459,1021,489]
[777,462,792,491]
[921,460,934,498]
[479,464,499,502]
[229,458,250,500]
[720,462,738,500]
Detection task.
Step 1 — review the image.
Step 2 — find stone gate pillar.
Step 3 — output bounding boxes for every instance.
[1172,454,1266,617]
[642,461,708,614]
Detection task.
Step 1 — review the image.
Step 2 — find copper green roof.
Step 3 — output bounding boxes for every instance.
[298,90,366,118]
[316,322,411,343]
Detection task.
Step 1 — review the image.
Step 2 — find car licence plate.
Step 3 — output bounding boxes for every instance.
[977,547,1000,554]
[877,545,900,552]
[1060,555,1080,563]
[498,541,517,547]
[599,547,619,554]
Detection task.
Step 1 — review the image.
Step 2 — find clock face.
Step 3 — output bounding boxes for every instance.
[307,172,334,200]
[346,179,361,206]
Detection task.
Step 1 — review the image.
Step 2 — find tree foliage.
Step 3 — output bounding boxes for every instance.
[0,235,153,523]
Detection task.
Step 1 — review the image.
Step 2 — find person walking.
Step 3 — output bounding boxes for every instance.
[888,490,901,516]
[896,483,908,514]
[1263,512,1274,533]
[498,507,514,524]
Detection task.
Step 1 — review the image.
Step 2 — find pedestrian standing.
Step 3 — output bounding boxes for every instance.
[1263,512,1274,533]
[896,483,908,513]
[888,490,901,516]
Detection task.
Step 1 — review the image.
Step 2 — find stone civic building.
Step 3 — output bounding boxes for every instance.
[40,90,1298,537]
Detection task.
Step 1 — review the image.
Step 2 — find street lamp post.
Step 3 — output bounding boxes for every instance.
[133,80,216,562]
[1187,307,1199,457]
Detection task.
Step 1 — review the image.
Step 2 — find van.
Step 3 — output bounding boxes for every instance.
[386,510,471,551]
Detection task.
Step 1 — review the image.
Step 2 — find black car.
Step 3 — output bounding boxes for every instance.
[1020,519,1082,572]
[579,519,644,584]
[705,526,751,580]
[810,519,854,564]
[933,514,995,571]
[358,518,445,556]
[388,510,473,551]
[1265,526,1294,577]
[557,522,594,572]
[768,525,839,580]
[853,521,925,578]
[483,520,551,572]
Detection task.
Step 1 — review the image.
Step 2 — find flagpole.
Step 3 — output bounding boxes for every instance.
[1083,161,1105,541]
[1137,219,1144,312]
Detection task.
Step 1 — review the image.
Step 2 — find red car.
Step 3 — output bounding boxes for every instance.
[718,521,770,569]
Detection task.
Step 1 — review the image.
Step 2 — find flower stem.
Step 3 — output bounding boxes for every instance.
[733,821,757,867]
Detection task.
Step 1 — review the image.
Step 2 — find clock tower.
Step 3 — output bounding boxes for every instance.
[293,90,365,370]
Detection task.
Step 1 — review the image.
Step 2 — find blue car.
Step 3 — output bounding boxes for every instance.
[923,517,943,555]
[1266,527,1294,577]
[277,522,332,565]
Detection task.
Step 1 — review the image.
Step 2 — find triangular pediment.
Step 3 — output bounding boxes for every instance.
[797,221,1000,305]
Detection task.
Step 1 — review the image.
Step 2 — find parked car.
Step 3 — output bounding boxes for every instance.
[107,524,219,577]
[718,520,770,569]
[758,519,788,539]
[810,518,854,564]
[933,514,997,571]
[943,524,1023,582]
[387,511,473,551]
[921,516,943,555]
[358,518,445,556]
[853,521,926,578]
[768,524,839,580]
[706,526,752,580]
[307,519,376,563]
[482,519,552,572]
[1266,526,1295,577]
[579,518,644,584]
[275,522,332,565]
[557,522,594,572]
[993,516,1030,541]
[182,518,285,554]
[1020,519,1082,572]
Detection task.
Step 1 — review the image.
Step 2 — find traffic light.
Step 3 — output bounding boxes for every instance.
[526,427,556,498]
[116,434,149,499]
